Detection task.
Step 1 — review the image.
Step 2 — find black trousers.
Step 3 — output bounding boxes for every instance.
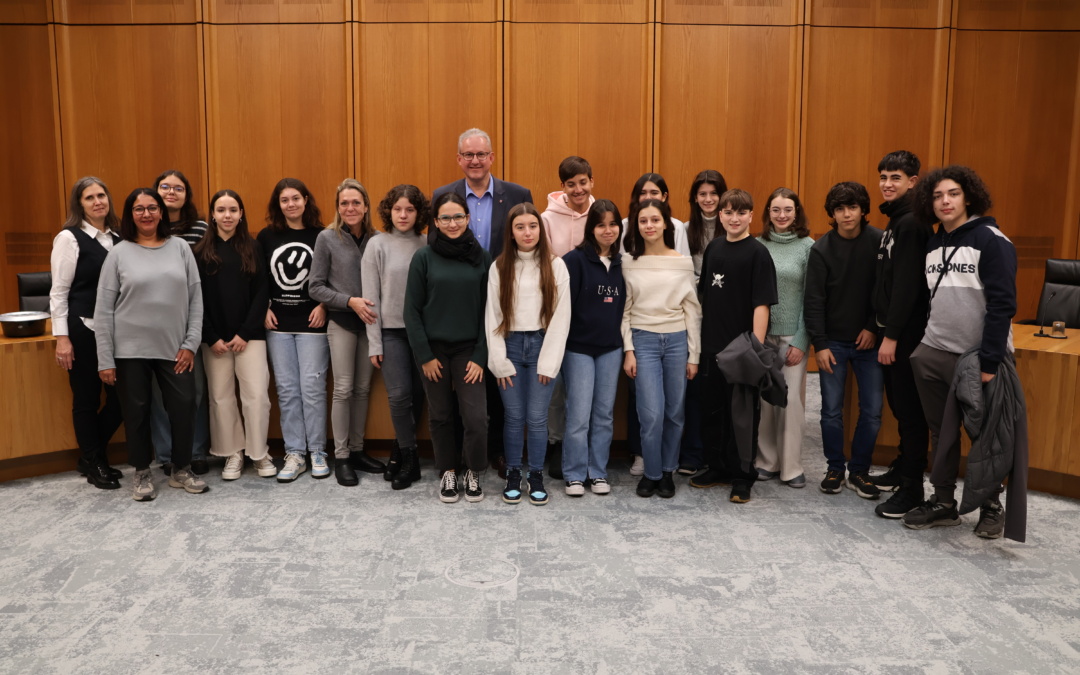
[68,319,123,465]
[700,359,759,484]
[419,341,487,474]
[114,358,196,471]
[884,327,930,484]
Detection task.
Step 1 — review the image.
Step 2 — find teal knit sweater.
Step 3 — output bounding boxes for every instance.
[757,231,814,352]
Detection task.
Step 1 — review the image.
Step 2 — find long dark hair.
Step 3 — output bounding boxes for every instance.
[495,203,556,336]
[119,188,171,242]
[153,169,201,234]
[625,199,676,259]
[195,189,258,276]
[64,176,119,231]
[628,172,670,215]
[579,199,622,256]
[686,169,728,256]
[761,187,811,240]
[267,177,323,232]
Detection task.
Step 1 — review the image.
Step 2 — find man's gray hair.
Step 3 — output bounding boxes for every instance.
[457,128,492,153]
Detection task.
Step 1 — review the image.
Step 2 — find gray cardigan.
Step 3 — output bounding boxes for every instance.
[309,226,371,332]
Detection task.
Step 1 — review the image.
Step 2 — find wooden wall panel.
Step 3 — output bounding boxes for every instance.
[0,25,63,313]
[0,0,49,23]
[808,0,949,28]
[206,23,351,226]
[204,0,346,24]
[355,22,500,205]
[54,0,197,25]
[800,26,949,238]
[356,0,496,23]
[956,0,1080,31]
[655,24,801,223]
[507,0,650,24]
[505,22,651,211]
[946,30,1080,320]
[659,0,800,26]
[55,25,206,208]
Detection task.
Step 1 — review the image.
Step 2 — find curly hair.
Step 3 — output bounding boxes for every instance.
[823,181,871,229]
[377,184,428,235]
[914,165,992,225]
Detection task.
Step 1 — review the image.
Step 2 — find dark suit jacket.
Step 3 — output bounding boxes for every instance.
[430,177,533,255]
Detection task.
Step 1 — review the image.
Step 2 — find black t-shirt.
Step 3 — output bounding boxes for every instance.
[257,226,326,334]
[698,236,778,356]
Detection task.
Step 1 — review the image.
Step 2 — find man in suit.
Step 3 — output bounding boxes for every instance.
[431,128,533,255]
[432,128,534,476]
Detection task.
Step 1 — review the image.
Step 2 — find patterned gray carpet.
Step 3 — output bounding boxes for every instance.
[2,375,1078,674]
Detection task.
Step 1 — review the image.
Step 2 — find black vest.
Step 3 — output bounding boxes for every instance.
[66,225,120,320]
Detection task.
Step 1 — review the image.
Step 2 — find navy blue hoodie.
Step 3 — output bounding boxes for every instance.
[563,246,625,356]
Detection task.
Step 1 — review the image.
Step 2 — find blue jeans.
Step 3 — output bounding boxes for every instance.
[151,347,209,463]
[267,331,329,458]
[498,331,556,471]
[632,328,688,481]
[562,347,621,482]
[380,328,424,449]
[818,340,883,475]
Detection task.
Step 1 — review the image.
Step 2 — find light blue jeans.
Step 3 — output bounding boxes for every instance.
[498,330,556,472]
[632,328,688,481]
[561,347,622,483]
[267,330,329,458]
[151,348,209,463]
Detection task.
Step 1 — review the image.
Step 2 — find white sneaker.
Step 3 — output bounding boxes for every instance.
[131,468,156,501]
[590,478,611,495]
[630,456,644,476]
[311,454,330,479]
[278,454,307,483]
[565,480,586,497]
[169,468,208,494]
[222,452,243,480]
[253,456,278,477]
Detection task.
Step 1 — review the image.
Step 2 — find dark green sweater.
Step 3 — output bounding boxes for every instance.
[404,246,492,366]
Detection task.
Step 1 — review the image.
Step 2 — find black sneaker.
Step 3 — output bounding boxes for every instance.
[676,464,698,476]
[464,469,484,503]
[847,472,881,500]
[902,496,962,529]
[547,441,563,480]
[189,459,209,476]
[636,476,658,498]
[439,471,460,503]
[819,470,845,494]
[160,462,174,477]
[875,485,924,519]
[729,480,752,503]
[502,468,523,504]
[527,470,548,505]
[689,467,731,488]
[657,472,676,499]
[974,501,1005,539]
[869,459,902,492]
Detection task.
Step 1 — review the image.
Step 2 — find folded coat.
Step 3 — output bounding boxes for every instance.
[714,331,788,473]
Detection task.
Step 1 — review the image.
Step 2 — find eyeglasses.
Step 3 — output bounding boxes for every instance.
[159,184,186,194]
[459,152,491,161]
[436,213,468,225]
[133,205,161,216]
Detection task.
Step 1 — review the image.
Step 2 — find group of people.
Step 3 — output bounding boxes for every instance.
[50,129,1024,541]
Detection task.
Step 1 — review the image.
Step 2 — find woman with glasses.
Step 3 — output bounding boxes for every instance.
[309,178,386,486]
[404,192,492,504]
[148,169,211,475]
[94,188,207,501]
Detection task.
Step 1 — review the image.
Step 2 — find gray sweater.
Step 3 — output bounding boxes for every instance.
[309,226,370,332]
[361,228,426,357]
[94,237,203,370]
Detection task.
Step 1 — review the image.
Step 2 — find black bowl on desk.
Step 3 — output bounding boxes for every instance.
[0,311,50,338]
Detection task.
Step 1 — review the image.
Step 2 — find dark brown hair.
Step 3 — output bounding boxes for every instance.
[686,169,728,256]
[196,189,258,276]
[64,176,119,232]
[625,199,676,259]
[119,188,170,242]
[914,165,992,225]
[579,199,622,256]
[377,184,429,235]
[266,177,323,232]
[153,169,201,234]
[495,203,557,336]
[760,187,810,240]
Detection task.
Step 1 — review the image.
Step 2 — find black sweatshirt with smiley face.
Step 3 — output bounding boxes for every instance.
[257,226,326,334]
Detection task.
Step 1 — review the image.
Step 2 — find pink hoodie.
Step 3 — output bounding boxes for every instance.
[541,191,595,257]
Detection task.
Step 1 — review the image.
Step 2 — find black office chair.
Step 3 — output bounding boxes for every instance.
[1028,259,1080,330]
[16,271,51,312]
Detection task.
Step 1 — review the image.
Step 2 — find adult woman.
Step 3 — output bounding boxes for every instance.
[258,178,329,483]
[622,199,701,499]
[756,187,814,488]
[486,203,570,505]
[150,169,210,474]
[195,190,274,481]
[561,200,625,496]
[362,184,429,490]
[309,178,385,486]
[95,188,207,501]
[404,192,492,504]
[50,177,124,490]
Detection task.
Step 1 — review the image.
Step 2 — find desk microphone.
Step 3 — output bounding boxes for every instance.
[1034,291,1066,338]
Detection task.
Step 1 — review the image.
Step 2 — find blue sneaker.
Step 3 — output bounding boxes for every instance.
[278,454,307,483]
[527,470,548,505]
[503,468,523,504]
[311,453,330,479]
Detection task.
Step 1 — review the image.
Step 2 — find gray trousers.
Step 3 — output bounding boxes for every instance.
[327,320,374,459]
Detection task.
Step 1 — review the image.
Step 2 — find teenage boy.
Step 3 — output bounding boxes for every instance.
[804,181,883,499]
[690,189,777,503]
[903,166,1019,539]
[542,156,596,478]
[870,151,935,518]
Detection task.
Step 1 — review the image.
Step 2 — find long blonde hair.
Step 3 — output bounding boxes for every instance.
[328,178,372,239]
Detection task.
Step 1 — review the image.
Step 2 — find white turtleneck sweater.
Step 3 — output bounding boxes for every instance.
[621,253,701,364]
[485,248,571,379]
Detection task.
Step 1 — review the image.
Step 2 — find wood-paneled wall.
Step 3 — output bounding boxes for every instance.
[3,0,1080,321]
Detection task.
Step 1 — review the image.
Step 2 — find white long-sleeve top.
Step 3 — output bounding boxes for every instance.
[621,253,702,364]
[49,221,118,335]
[485,249,571,379]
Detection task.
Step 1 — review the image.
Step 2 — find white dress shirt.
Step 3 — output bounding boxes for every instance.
[49,220,117,336]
